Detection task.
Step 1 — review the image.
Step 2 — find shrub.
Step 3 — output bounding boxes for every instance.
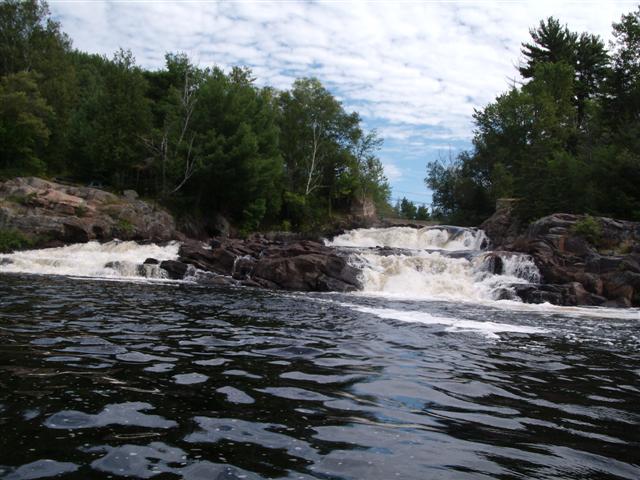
[0,228,33,253]
[280,220,292,232]
[116,218,134,235]
[571,215,602,244]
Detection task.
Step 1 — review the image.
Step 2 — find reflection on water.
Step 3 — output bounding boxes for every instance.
[0,274,639,479]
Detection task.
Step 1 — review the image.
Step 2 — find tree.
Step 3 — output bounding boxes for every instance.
[0,72,53,174]
[279,78,359,198]
[520,17,608,127]
[399,197,417,219]
[74,49,152,186]
[519,17,577,79]
[350,129,390,209]
[184,66,283,229]
[415,205,430,221]
[0,0,75,172]
[142,53,204,197]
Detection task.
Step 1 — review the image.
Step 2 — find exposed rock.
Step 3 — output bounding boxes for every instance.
[496,212,640,307]
[480,198,522,248]
[211,214,230,238]
[159,260,189,280]
[350,195,377,219]
[0,177,177,248]
[123,190,139,200]
[176,237,361,293]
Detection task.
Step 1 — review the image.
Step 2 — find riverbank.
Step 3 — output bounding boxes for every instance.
[2,177,639,307]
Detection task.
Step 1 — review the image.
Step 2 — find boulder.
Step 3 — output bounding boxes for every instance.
[123,190,139,200]
[160,260,189,280]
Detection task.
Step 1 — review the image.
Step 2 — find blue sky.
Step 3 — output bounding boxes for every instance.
[49,1,637,205]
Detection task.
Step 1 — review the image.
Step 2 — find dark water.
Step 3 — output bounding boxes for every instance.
[1,274,639,480]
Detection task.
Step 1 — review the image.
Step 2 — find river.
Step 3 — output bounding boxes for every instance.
[0,227,639,479]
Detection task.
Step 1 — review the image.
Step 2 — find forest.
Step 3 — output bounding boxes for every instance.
[0,0,391,233]
[426,8,640,225]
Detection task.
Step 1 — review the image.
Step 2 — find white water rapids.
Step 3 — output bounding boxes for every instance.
[0,241,180,280]
[327,226,639,336]
[328,226,489,250]
[0,227,637,339]
[329,226,540,303]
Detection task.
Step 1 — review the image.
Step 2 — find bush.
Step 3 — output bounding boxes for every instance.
[116,218,134,235]
[241,198,267,235]
[0,228,33,253]
[280,220,292,232]
[571,215,602,244]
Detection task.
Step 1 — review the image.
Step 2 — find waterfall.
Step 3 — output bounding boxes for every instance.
[0,241,180,280]
[328,226,488,250]
[329,226,540,302]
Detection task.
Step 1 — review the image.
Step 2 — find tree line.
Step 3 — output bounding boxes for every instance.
[426,8,640,225]
[392,197,431,221]
[0,0,390,233]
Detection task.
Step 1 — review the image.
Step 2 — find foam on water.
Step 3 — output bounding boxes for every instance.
[328,225,640,321]
[350,305,547,339]
[352,250,539,303]
[0,241,180,280]
[327,226,488,250]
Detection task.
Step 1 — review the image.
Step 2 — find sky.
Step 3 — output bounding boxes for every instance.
[49,0,638,206]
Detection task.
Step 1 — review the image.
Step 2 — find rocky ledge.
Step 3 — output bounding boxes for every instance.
[483,207,640,307]
[157,237,361,292]
[0,177,360,293]
[0,177,177,245]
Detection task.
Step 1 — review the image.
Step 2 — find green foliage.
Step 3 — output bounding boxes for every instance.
[427,9,640,225]
[241,198,267,234]
[0,72,53,174]
[393,197,430,221]
[0,0,75,171]
[0,228,33,253]
[571,215,602,244]
[415,205,430,221]
[400,198,417,219]
[278,78,390,228]
[0,1,391,234]
[116,218,134,235]
[69,49,152,187]
[280,220,292,232]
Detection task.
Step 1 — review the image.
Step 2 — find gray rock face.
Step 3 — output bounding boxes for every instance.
[170,237,361,293]
[0,177,177,248]
[484,211,640,307]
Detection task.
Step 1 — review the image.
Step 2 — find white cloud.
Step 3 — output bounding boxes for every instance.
[383,162,403,181]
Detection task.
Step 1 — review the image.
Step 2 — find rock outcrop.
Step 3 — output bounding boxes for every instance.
[161,237,361,292]
[0,177,177,246]
[482,207,640,307]
[479,198,521,248]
